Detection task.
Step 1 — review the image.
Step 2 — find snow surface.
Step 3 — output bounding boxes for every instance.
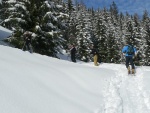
[0,26,12,40]
[1,45,150,113]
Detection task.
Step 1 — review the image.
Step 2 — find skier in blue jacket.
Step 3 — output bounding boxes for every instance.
[122,43,137,74]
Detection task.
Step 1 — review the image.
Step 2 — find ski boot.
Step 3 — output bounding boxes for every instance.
[128,67,130,74]
[132,69,135,74]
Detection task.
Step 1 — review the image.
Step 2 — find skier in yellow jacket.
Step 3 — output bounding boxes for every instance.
[90,46,99,66]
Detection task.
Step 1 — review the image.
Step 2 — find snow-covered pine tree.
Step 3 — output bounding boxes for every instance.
[144,23,150,66]
[125,19,135,44]
[66,0,74,15]
[132,13,145,65]
[0,0,68,57]
[0,0,32,47]
[93,15,107,63]
[118,12,128,63]
[106,14,120,63]
[63,0,76,45]
[106,31,119,63]
[75,4,92,62]
[0,1,6,23]
[109,1,119,21]
[109,2,122,63]
[32,0,68,56]
[142,10,150,66]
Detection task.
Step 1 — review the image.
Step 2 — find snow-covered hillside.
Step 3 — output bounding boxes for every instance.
[1,45,150,113]
[0,26,12,40]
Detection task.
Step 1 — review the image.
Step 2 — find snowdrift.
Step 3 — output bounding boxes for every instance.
[0,45,150,113]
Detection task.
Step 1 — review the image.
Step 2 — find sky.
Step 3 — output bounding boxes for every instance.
[0,0,149,17]
[80,0,150,16]
[1,27,150,113]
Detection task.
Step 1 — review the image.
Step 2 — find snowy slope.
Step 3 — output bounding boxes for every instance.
[0,45,150,113]
[0,26,12,40]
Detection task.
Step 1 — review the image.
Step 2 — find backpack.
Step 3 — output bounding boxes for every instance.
[127,45,134,55]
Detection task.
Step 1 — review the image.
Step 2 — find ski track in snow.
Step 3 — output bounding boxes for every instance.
[94,64,150,113]
[127,67,150,113]
[99,64,124,113]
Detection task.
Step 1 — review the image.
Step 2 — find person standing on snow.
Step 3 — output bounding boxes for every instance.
[122,42,137,74]
[70,44,76,62]
[90,45,99,66]
[22,31,33,53]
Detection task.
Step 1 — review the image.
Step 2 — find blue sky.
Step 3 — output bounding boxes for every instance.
[0,0,149,17]
[79,0,150,16]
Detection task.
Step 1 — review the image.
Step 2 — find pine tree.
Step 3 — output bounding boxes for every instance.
[142,10,149,23]
[118,12,126,63]
[64,0,76,46]
[75,5,92,62]
[142,11,150,66]
[94,16,107,62]
[67,0,74,15]
[107,31,119,63]
[125,19,135,44]
[0,0,31,47]
[132,13,144,65]
[145,24,150,66]
[110,1,119,21]
[106,13,120,63]
[32,0,68,56]
[1,0,27,29]
[0,0,68,57]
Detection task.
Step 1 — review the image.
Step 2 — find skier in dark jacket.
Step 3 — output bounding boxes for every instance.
[22,31,33,53]
[122,43,137,74]
[70,45,76,62]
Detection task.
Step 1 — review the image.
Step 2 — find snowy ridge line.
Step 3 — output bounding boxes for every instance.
[101,65,125,113]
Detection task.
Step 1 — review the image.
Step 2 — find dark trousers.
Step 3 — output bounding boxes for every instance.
[23,43,32,53]
[71,54,76,62]
[125,56,135,69]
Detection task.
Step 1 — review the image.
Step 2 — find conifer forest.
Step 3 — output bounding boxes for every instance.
[0,0,150,66]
